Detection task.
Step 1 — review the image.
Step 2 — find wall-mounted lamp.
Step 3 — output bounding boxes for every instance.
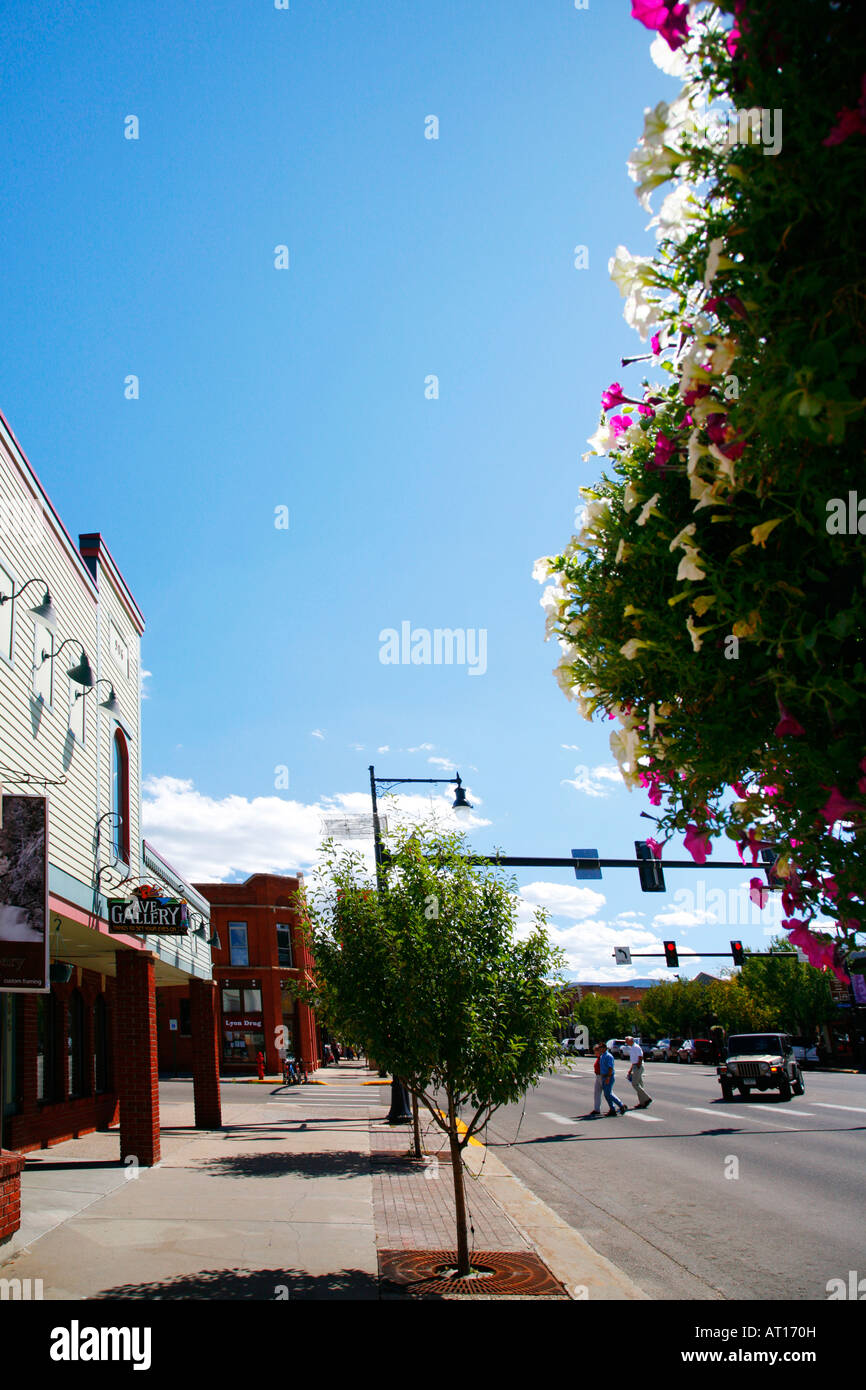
[38,638,94,688]
[0,578,58,632]
[75,677,121,716]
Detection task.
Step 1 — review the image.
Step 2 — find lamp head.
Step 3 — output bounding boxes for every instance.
[98,685,121,716]
[452,777,473,814]
[67,651,94,688]
[30,588,58,633]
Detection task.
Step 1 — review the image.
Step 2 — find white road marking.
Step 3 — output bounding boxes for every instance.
[687,1105,804,1129]
[812,1102,866,1113]
[541,1112,581,1126]
[623,1110,663,1122]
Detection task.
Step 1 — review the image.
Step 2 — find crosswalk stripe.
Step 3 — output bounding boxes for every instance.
[812,1102,866,1113]
[541,1112,580,1125]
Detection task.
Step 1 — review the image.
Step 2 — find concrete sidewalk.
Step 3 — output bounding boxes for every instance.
[0,1064,645,1300]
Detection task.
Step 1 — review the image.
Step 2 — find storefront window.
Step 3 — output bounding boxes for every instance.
[94,995,110,1093]
[37,994,56,1101]
[221,983,263,1063]
[67,990,87,1098]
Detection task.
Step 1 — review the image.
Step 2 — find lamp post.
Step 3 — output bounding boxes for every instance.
[368,765,473,1132]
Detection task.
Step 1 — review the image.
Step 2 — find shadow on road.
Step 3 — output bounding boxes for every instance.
[90,1267,379,1300]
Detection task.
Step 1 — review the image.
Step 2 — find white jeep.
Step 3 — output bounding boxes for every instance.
[717,1032,804,1102]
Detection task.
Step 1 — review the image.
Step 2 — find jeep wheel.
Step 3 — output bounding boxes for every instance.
[720,1080,735,1102]
[792,1070,805,1097]
[778,1077,792,1101]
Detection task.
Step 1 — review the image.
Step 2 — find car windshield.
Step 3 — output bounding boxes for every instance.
[728,1035,783,1055]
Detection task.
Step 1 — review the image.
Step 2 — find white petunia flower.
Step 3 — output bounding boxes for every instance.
[676,549,706,582]
[636,493,661,527]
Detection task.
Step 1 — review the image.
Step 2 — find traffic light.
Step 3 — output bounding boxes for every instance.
[635,840,666,892]
[664,940,679,967]
[731,939,745,966]
[759,847,782,889]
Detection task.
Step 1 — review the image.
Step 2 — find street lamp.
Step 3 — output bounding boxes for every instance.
[368,764,474,1126]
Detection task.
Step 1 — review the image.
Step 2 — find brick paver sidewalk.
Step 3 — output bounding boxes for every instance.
[369,1115,530,1253]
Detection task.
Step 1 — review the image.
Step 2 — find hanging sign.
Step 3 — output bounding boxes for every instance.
[0,794,49,992]
[108,885,189,934]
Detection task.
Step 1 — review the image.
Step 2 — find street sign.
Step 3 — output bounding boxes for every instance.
[614,947,632,965]
[572,847,602,881]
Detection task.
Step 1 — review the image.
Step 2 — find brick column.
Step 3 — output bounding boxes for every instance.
[115,951,160,1166]
[0,1150,26,1244]
[190,979,222,1130]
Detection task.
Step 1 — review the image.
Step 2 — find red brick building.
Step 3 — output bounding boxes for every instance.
[156,873,319,1077]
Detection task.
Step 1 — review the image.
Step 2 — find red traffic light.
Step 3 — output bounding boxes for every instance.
[731,940,745,966]
[664,940,679,967]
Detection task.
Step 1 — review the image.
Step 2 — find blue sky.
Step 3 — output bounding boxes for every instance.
[0,0,780,981]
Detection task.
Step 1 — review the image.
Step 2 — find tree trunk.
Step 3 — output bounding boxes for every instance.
[447,1092,470,1276]
[412,1090,422,1159]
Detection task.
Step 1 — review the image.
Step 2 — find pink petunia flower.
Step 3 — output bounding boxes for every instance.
[651,333,662,356]
[653,433,677,468]
[820,786,862,825]
[602,383,627,411]
[683,824,712,864]
[631,0,689,51]
[774,704,805,737]
[646,837,663,860]
[749,878,769,909]
[823,75,866,147]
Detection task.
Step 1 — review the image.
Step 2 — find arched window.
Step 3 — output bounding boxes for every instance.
[112,728,130,863]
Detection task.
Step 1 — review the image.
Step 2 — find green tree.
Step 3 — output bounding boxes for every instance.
[573,992,631,1046]
[296,821,564,1277]
[737,938,838,1036]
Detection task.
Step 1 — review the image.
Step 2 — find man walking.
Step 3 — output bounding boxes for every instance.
[587,1043,604,1116]
[626,1035,652,1109]
[599,1043,628,1116]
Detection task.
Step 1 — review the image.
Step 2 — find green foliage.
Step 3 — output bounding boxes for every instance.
[573,991,635,1044]
[542,0,865,942]
[738,938,837,1035]
[296,821,565,1140]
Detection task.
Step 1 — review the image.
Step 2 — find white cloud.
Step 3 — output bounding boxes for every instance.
[428,756,456,771]
[349,743,365,751]
[561,763,626,798]
[651,907,720,929]
[311,729,325,740]
[377,746,390,753]
[406,743,435,753]
[517,881,606,922]
[141,776,492,886]
[140,668,152,700]
[561,744,581,751]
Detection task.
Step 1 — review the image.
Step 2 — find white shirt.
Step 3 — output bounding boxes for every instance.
[628,1043,644,1064]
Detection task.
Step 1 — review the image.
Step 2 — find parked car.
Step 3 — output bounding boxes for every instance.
[717,1032,804,1101]
[791,1038,821,1068]
[605,1038,630,1058]
[651,1037,683,1061]
[677,1038,715,1064]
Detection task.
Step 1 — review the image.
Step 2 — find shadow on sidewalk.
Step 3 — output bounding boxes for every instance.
[200,1150,401,1180]
[90,1267,379,1300]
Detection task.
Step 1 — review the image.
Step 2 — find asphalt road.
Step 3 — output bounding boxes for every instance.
[480,1060,866,1301]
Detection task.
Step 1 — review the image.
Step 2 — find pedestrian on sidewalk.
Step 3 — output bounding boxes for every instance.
[599,1044,628,1116]
[625,1035,652,1109]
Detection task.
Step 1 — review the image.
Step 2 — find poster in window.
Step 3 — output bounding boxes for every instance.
[0,794,49,991]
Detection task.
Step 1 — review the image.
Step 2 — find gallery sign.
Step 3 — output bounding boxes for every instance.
[0,794,49,992]
[108,885,189,934]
